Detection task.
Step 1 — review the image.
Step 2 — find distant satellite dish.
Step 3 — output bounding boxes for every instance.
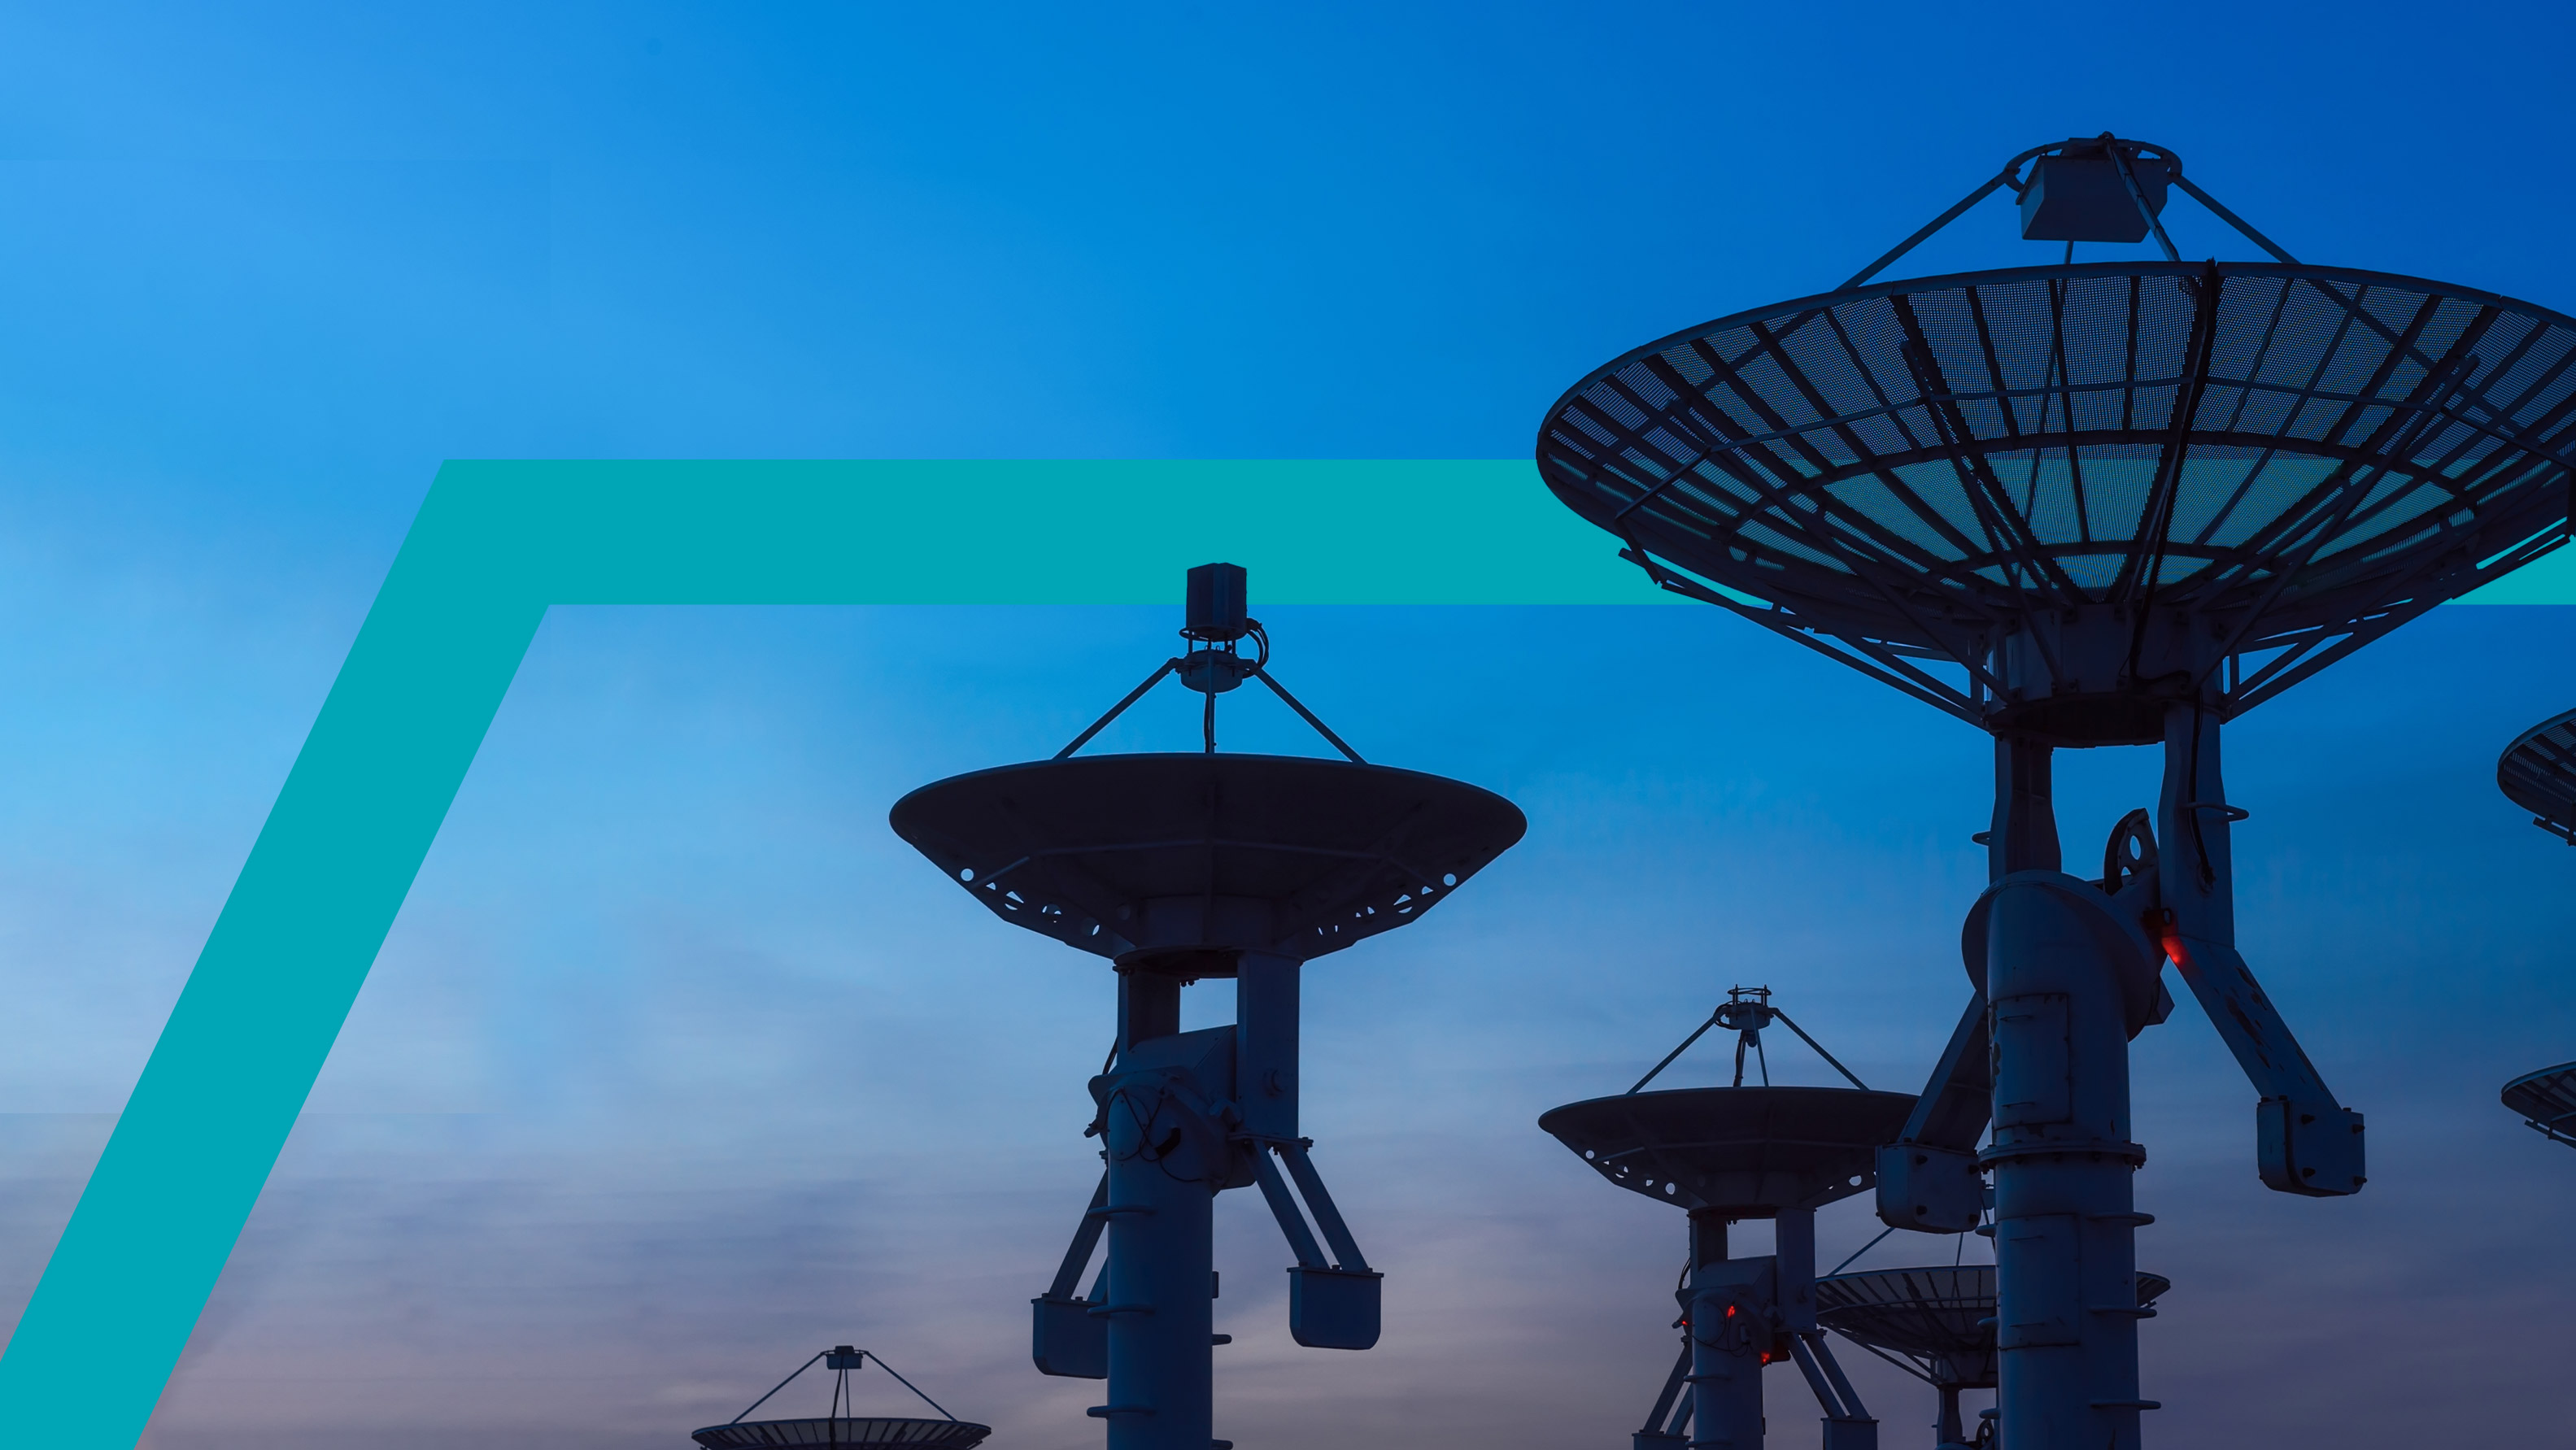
[1540,988,1898,1448]
[1815,1265,2168,1447]
[694,1346,988,1450]
[2497,707,2576,842]
[2501,1061,2576,1149]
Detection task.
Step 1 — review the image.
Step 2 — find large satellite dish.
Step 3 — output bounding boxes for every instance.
[1536,132,2573,1449]
[1541,155,2576,745]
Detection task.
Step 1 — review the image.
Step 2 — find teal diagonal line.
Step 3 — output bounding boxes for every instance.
[0,458,1652,1450]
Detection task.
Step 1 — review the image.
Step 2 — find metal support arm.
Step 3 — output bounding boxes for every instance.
[2157,704,2365,1196]
[1031,1172,1114,1379]
[1635,1342,1693,1448]
[1249,1140,1383,1351]
[1876,992,1991,1233]
[1789,1332,1878,1444]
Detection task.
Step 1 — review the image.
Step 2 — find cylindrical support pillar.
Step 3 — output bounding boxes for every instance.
[1981,874,2147,1450]
[1989,736,2060,881]
[1772,1208,1815,1332]
[2154,703,2233,943]
[1098,1069,1219,1450]
[1685,1212,1766,1450]
[1935,1383,1966,1449]
[1236,951,1301,1140]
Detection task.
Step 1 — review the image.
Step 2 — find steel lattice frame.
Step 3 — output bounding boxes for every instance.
[1539,261,2576,732]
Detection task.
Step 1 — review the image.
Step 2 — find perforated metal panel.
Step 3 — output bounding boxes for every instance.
[1541,262,2576,740]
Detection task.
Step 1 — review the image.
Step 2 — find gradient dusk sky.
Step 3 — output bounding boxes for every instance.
[0,4,2570,1448]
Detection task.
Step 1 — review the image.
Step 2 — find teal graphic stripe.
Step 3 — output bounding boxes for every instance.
[0,455,2560,1450]
[0,459,1650,1450]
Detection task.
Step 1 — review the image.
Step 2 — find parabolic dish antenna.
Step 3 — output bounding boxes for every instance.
[1815,1265,2169,1449]
[694,1347,990,1450]
[2498,706,2576,842]
[1815,1265,2170,1366]
[692,1420,990,1450]
[2501,1061,2576,1148]
[1540,263,2576,744]
[1541,1086,1915,1217]
[890,753,1522,963]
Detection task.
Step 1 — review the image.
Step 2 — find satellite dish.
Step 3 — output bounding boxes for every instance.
[1541,988,1902,1449]
[890,564,1523,1450]
[2497,707,2576,843]
[1815,1267,2169,1448]
[2489,719,2576,1153]
[1536,133,2572,1447]
[2501,1061,2576,1149]
[693,1346,989,1450]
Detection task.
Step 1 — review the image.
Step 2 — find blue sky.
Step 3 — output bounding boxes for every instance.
[0,3,2572,1448]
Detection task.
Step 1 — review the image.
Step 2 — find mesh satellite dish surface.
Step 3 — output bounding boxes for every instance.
[1815,1266,2169,1448]
[1539,155,2576,745]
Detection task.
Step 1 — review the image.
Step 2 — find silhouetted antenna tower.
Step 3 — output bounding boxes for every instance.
[1543,990,1912,1449]
[891,564,1524,1450]
[1537,131,2576,1445]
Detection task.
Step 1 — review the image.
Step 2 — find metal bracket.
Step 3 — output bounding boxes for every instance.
[1249,1139,1382,1350]
[1787,1331,1877,1444]
[1031,1172,1114,1378]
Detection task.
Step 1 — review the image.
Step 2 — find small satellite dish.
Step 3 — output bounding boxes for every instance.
[692,1345,988,1450]
[1541,988,1899,1449]
[2501,1061,2576,1149]
[2497,707,2576,842]
[1815,1266,2169,1447]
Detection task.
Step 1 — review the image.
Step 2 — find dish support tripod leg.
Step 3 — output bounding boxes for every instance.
[1032,1172,1114,1379]
[1635,1342,1693,1450]
[1237,952,1385,1352]
[2152,708,2365,1197]
[1777,1208,1876,1450]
